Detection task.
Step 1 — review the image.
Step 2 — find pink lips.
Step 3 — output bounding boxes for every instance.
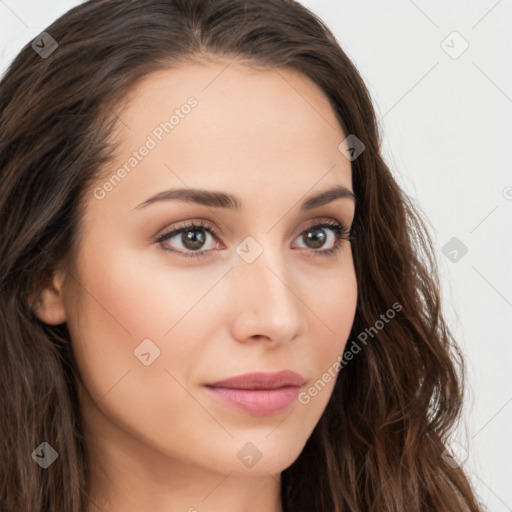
[204,370,306,415]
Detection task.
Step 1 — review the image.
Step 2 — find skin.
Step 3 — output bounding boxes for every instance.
[36,59,358,512]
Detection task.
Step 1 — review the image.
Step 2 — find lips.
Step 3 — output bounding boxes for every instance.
[203,370,306,415]
[205,370,306,390]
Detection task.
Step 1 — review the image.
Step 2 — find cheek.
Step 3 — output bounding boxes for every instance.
[304,256,358,354]
[63,243,187,400]
[65,245,219,459]
[71,238,221,339]
[65,241,232,403]
[288,258,357,415]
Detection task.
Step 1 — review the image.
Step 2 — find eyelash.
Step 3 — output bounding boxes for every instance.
[155,219,354,259]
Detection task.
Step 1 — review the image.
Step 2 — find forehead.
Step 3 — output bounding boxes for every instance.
[89,60,353,215]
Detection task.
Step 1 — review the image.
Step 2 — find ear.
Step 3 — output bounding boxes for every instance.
[32,268,67,325]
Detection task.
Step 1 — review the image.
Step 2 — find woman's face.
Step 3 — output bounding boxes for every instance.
[45,60,357,486]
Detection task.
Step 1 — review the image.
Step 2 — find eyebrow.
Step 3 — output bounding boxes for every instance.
[133,184,356,212]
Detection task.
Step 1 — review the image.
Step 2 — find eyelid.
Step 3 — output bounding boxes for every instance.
[155,216,351,239]
[294,216,352,238]
[155,218,220,243]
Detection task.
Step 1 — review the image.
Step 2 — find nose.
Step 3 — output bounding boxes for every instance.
[229,243,308,345]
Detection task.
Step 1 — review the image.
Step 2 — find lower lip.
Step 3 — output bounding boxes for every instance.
[204,385,301,415]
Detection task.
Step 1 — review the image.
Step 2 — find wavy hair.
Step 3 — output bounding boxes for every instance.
[0,0,485,510]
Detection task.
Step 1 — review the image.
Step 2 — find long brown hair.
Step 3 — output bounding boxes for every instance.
[0,1,485,510]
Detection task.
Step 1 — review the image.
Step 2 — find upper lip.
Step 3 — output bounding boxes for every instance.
[205,370,306,390]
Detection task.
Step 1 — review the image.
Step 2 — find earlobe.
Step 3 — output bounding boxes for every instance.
[32,269,67,325]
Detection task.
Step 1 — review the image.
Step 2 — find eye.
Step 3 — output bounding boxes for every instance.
[293,219,352,258]
[155,218,353,259]
[155,220,221,259]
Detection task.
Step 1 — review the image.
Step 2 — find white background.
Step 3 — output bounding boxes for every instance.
[1,1,511,510]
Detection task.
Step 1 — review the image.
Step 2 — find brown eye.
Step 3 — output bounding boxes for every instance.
[301,226,329,249]
[156,220,221,259]
[293,220,352,257]
[174,227,208,251]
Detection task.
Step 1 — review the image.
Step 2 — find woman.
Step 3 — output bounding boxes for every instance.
[0,0,485,511]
